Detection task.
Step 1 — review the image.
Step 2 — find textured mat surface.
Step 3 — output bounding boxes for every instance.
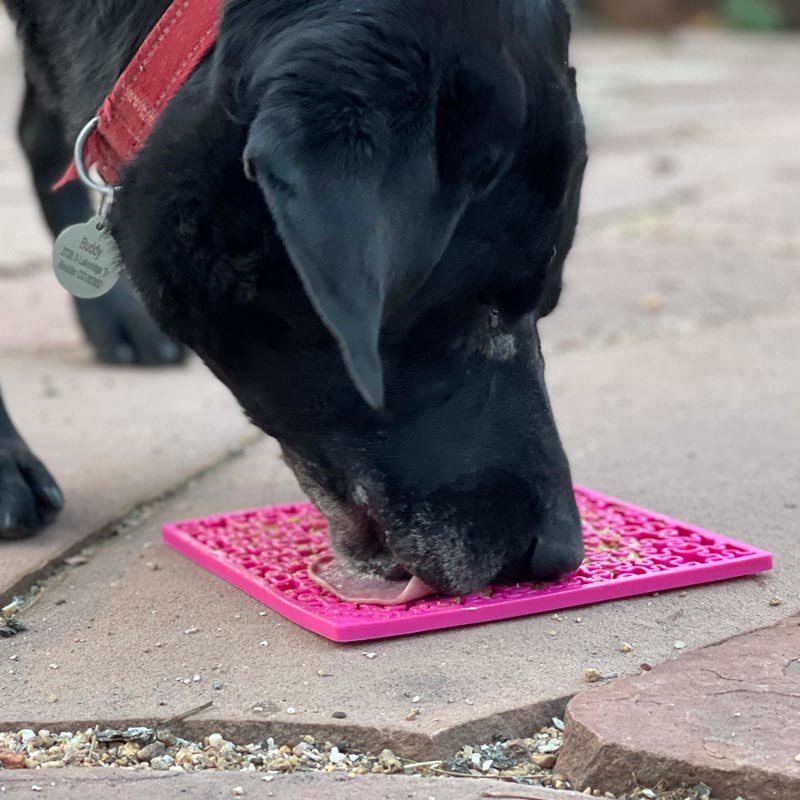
[163,486,772,642]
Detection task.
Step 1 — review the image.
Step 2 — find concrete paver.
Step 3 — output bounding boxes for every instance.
[0,356,258,604]
[1,16,799,794]
[1,309,795,759]
[558,617,800,800]
[0,771,589,800]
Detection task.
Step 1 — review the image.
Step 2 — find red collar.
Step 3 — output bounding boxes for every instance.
[58,0,223,190]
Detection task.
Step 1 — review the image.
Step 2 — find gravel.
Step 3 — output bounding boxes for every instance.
[0,725,730,799]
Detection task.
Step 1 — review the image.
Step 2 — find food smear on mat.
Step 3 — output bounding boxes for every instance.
[308,555,435,605]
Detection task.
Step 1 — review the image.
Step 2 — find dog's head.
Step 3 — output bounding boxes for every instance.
[116,0,588,594]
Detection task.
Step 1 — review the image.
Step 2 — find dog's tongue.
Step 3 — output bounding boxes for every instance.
[308,556,435,605]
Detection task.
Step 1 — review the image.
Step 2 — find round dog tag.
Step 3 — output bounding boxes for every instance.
[52,215,123,299]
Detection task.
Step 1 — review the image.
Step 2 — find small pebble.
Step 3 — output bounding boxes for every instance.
[674,640,686,650]
[213,680,224,691]
[378,749,403,773]
[0,752,25,769]
[46,695,58,703]
[640,292,665,313]
[406,708,419,721]
[55,599,67,606]
[286,707,297,715]
[794,753,800,762]
[363,652,377,659]
[331,711,347,719]
[137,742,166,762]
[640,663,653,672]
[619,642,633,653]
[259,641,269,647]
[769,597,782,607]
[184,627,200,635]
[232,788,244,796]
[531,752,557,769]
[584,668,603,683]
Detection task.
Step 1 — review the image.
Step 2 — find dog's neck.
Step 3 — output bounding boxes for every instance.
[6,0,175,140]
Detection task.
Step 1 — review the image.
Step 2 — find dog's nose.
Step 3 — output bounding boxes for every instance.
[528,485,584,581]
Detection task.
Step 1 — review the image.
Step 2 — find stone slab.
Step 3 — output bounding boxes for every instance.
[0,15,798,778]
[1,309,796,759]
[558,617,800,800]
[0,355,258,603]
[0,274,83,357]
[0,771,589,800]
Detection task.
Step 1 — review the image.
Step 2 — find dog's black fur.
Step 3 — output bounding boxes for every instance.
[1,0,588,593]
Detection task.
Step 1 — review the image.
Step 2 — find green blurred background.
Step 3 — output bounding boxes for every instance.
[576,0,800,30]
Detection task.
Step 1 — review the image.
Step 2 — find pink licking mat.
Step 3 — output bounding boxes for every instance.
[162,486,772,642]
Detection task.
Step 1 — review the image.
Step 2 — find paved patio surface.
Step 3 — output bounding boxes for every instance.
[0,771,591,800]
[1,18,798,800]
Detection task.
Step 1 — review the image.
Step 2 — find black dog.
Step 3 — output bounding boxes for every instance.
[1,0,587,594]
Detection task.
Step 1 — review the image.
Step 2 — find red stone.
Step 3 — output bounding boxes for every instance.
[558,617,800,800]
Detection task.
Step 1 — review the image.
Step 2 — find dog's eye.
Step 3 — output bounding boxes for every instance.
[261,167,294,196]
[244,157,295,197]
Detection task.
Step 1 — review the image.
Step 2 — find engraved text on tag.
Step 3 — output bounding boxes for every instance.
[52,215,123,300]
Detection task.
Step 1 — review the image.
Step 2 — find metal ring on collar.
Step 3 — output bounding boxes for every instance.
[74,117,116,198]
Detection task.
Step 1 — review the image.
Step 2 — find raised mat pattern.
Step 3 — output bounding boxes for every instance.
[163,486,773,642]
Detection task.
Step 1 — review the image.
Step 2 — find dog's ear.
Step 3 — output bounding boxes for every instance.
[260,170,386,409]
[245,123,460,409]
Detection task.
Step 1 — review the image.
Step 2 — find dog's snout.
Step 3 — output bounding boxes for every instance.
[479,478,584,589]
[375,472,581,595]
[527,485,584,581]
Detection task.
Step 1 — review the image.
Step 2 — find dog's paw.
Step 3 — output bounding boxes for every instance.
[0,440,63,540]
[74,277,187,367]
